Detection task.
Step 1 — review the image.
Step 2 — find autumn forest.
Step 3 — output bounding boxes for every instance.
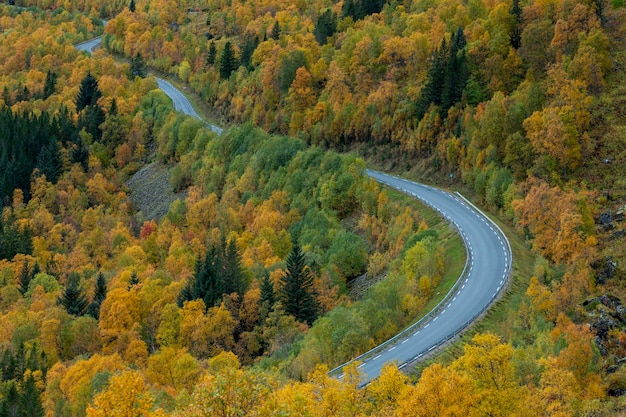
[0,0,626,415]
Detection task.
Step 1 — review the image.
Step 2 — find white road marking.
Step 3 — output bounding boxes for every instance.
[389,346,396,352]
[374,355,382,360]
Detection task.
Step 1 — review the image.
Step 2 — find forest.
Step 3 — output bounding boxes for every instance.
[0,0,626,415]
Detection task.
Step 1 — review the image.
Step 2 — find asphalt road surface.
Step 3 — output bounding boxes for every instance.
[75,36,102,53]
[156,79,223,134]
[73,27,512,386]
[75,26,223,135]
[333,170,512,385]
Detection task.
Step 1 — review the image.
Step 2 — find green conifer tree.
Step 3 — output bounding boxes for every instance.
[206,41,217,66]
[130,53,146,78]
[18,374,44,417]
[219,41,239,80]
[18,260,30,296]
[75,73,102,112]
[89,271,107,319]
[58,274,88,316]
[128,270,139,289]
[43,71,58,100]
[0,382,19,417]
[279,243,319,325]
[270,21,281,40]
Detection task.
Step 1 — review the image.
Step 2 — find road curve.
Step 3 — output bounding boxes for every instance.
[74,29,223,134]
[75,36,102,54]
[156,79,223,134]
[333,170,512,385]
[73,28,512,386]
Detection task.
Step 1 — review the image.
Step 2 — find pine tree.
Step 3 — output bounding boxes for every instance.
[71,138,89,171]
[58,274,88,316]
[219,41,239,80]
[0,382,19,417]
[128,270,139,289]
[510,0,522,49]
[270,21,281,40]
[279,243,319,325]
[35,140,62,183]
[18,374,44,417]
[206,41,217,66]
[197,247,225,308]
[239,35,259,69]
[260,272,275,308]
[75,73,102,112]
[314,9,337,45]
[177,282,193,307]
[130,53,146,79]
[129,0,136,12]
[18,260,30,296]
[2,86,11,106]
[89,272,107,319]
[43,71,58,100]
[222,238,245,296]
[109,98,118,116]
[80,101,106,141]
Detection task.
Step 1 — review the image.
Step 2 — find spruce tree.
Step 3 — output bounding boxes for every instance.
[2,86,11,106]
[260,272,275,308]
[75,73,102,112]
[130,53,146,79]
[81,101,106,141]
[43,71,58,100]
[128,270,139,289]
[510,0,522,49]
[36,140,62,183]
[222,238,245,296]
[270,21,281,40]
[0,382,19,417]
[18,374,44,417]
[239,35,259,69]
[129,0,136,12]
[18,260,30,296]
[109,98,118,116]
[314,9,337,45]
[206,41,217,66]
[219,41,238,80]
[58,274,88,316]
[89,272,107,319]
[71,138,89,171]
[279,243,319,325]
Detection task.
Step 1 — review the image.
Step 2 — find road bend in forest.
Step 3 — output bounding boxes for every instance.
[75,29,511,385]
[75,31,222,135]
[333,170,512,385]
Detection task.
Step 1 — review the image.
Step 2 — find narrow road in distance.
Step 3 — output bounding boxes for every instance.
[75,26,512,386]
[75,27,222,135]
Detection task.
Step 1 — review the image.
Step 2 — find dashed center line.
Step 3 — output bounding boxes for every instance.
[374,355,382,360]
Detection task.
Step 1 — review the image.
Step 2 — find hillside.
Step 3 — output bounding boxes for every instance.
[1,0,626,416]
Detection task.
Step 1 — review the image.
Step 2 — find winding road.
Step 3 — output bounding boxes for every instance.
[77,27,512,385]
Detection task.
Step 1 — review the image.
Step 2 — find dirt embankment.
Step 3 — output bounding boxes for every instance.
[126,162,187,220]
